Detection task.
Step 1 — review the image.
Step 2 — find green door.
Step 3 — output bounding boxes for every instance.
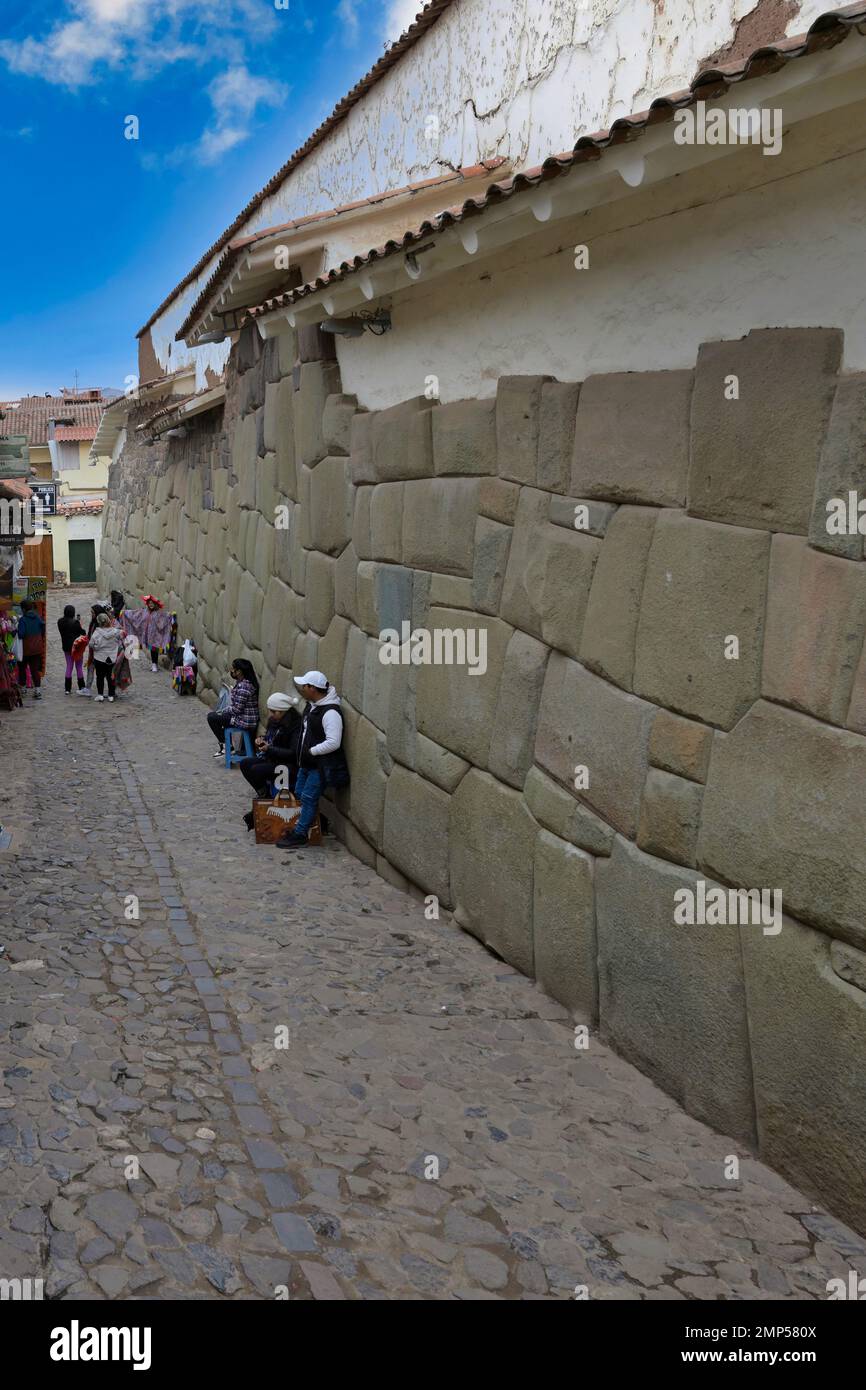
[68,538,96,583]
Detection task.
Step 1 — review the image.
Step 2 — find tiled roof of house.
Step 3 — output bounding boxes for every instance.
[54,423,98,442]
[246,3,866,322]
[175,160,508,343]
[137,0,458,338]
[0,396,108,446]
[0,478,32,502]
[58,497,104,515]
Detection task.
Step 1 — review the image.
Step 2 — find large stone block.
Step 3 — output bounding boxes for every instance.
[572,370,693,506]
[233,412,258,508]
[432,397,496,476]
[371,397,434,480]
[648,708,713,783]
[538,380,580,494]
[533,830,597,1020]
[370,482,404,563]
[349,411,375,485]
[535,653,656,838]
[688,328,842,532]
[633,512,770,729]
[335,542,359,625]
[260,577,293,675]
[762,534,866,726]
[808,374,866,560]
[450,769,537,975]
[496,375,549,485]
[414,734,469,793]
[698,700,866,948]
[250,518,276,593]
[383,764,451,903]
[522,766,614,856]
[579,505,657,691]
[345,713,389,850]
[352,485,373,560]
[305,550,336,635]
[237,569,264,651]
[273,377,297,501]
[317,615,351,691]
[415,608,511,767]
[308,456,353,556]
[740,914,866,1234]
[477,476,520,525]
[471,517,512,617]
[597,837,756,1142]
[637,767,703,868]
[255,452,279,520]
[294,361,341,467]
[500,487,600,658]
[322,393,357,456]
[401,478,479,576]
[488,631,549,789]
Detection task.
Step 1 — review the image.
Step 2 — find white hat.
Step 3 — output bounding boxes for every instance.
[266,691,294,710]
[293,670,328,690]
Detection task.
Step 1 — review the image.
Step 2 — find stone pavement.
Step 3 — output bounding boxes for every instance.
[0,587,864,1301]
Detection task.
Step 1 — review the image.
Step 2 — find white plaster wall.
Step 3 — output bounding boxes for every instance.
[331,140,866,408]
[147,0,827,374]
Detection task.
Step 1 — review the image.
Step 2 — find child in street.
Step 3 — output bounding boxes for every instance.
[58,604,86,694]
[88,612,124,702]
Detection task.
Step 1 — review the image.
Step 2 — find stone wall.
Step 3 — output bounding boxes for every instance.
[100,323,866,1232]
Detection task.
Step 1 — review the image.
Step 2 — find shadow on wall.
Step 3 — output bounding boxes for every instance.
[99,320,866,1236]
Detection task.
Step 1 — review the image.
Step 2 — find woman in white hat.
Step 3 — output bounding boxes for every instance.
[239,691,302,830]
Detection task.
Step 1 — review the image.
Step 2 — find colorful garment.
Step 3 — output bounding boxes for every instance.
[122,605,174,654]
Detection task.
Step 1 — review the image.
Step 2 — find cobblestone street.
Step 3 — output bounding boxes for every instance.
[0,586,863,1301]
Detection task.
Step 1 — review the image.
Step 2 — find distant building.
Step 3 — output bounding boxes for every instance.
[0,389,113,583]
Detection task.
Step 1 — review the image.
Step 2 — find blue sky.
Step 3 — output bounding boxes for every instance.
[0,0,420,398]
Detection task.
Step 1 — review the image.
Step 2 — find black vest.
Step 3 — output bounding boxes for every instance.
[299,701,350,785]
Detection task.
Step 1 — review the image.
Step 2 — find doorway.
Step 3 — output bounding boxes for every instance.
[68,538,96,583]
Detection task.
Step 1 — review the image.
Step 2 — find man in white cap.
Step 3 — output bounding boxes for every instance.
[277,671,349,850]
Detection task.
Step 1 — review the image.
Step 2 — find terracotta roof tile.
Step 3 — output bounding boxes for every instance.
[246,4,866,322]
[54,424,98,442]
[138,0,459,338]
[175,160,508,342]
[0,396,108,446]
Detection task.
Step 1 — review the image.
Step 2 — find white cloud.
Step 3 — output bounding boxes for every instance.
[198,66,288,166]
[0,0,285,164]
[382,0,424,44]
[337,0,361,42]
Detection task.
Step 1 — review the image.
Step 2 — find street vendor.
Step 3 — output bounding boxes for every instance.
[122,594,174,673]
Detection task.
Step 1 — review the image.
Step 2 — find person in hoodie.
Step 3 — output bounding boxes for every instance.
[277,671,349,851]
[57,604,86,694]
[17,600,46,699]
[88,612,124,702]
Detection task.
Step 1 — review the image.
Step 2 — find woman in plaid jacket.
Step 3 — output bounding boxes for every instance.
[206,659,259,757]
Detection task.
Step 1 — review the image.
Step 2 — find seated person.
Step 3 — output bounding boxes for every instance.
[240,692,302,828]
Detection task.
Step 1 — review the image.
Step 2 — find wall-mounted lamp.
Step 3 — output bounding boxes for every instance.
[320,311,391,338]
[165,427,188,439]
[195,329,228,345]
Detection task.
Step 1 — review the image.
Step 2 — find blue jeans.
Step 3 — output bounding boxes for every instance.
[293,767,323,838]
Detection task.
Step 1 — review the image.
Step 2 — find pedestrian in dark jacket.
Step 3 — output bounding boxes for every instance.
[17,600,45,699]
[58,604,86,694]
[206,659,259,756]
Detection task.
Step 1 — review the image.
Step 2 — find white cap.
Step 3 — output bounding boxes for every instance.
[266,691,294,710]
[293,670,328,690]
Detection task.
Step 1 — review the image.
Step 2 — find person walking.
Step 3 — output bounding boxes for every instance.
[17,600,46,700]
[57,604,86,695]
[277,671,349,851]
[206,659,259,757]
[88,613,124,702]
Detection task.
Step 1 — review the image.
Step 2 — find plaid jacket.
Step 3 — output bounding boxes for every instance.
[230,679,259,730]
